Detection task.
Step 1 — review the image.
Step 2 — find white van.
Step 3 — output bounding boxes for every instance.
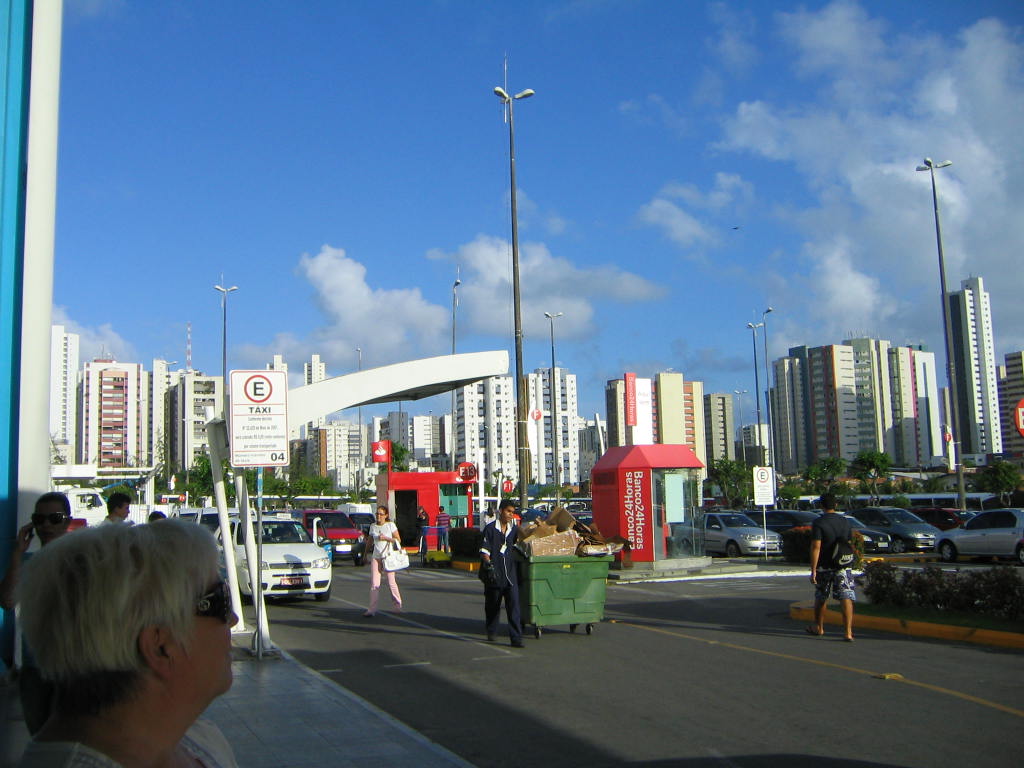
[226,514,332,602]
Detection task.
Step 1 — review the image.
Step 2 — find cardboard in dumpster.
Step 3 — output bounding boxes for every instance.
[522,529,580,557]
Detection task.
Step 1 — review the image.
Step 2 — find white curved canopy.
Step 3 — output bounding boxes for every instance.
[287,350,509,426]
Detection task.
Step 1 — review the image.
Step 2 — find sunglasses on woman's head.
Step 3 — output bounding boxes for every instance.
[32,512,68,526]
[196,581,232,624]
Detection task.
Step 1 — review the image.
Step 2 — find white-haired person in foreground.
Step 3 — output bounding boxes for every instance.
[16,519,238,768]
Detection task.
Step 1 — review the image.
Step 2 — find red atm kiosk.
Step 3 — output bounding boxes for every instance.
[590,445,704,563]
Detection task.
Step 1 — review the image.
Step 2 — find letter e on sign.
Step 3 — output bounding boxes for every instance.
[1015,397,1024,439]
[244,374,273,403]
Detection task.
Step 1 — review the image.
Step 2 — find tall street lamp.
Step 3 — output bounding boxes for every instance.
[916,157,966,511]
[544,311,563,499]
[213,278,238,419]
[746,322,765,465]
[494,84,535,513]
[451,272,461,471]
[733,389,747,461]
[761,306,775,468]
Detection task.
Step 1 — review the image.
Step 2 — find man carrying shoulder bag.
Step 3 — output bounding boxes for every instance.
[807,492,856,642]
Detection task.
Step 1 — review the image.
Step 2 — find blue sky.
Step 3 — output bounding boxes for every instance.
[54,0,1024,420]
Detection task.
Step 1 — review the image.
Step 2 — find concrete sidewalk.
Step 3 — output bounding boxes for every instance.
[3,642,474,768]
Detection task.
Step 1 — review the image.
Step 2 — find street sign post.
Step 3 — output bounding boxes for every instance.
[752,466,775,560]
[229,370,289,467]
[752,466,775,506]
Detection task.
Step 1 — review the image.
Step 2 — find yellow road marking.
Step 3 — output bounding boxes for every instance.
[608,619,1024,719]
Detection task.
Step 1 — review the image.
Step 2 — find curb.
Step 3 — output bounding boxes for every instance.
[451,559,479,573]
[789,601,1024,650]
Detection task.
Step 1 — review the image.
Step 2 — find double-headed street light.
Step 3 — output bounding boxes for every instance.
[213,279,238,419]
[746,322,765,465]
[916,157,966,511]
[494,84,535,513]
[544,311,563,499]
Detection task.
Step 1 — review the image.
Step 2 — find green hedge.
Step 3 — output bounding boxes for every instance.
[863,561,1024,621]
[450,527,483,559]
[781,525,864,568]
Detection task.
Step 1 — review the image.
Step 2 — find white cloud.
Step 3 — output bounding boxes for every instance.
[237,245,448,372]
[715,3,1024,357]
[617,93,688,136]
[53,306,137,363]
[430,234,665,340]
[638,173,753,254]
[515,189,570,237]
[706,1,758,74]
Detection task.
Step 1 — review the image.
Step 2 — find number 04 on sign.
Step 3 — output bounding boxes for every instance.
[229,370,290,467]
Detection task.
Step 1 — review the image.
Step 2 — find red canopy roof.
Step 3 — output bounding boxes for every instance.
[592,444,705,471]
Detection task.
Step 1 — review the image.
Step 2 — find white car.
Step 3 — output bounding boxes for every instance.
[226,515,332,602]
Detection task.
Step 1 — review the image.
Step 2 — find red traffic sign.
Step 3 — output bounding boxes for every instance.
[531,409,542,421]
[1015,397,1024,439]
[502,479,514,494]
[457,462,478,481]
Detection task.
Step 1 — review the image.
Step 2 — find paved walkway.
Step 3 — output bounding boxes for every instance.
[3,641,474,768]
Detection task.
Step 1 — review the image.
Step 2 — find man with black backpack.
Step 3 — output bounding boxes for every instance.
[808,492,856,641]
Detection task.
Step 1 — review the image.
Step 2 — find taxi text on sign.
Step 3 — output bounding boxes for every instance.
[229,370,290,467]
[752,466,775,507]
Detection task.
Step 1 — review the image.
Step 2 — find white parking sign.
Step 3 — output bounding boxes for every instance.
[752,466,775,506]
[230,370,289,467]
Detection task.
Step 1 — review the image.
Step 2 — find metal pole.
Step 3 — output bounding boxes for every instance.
[495,86,534,513]
[761,308,775,468]
[451,274,460,471]
[747,323,764,465]
[546,312,563,501]
[214,279,237,419]
[920,159,967,511]
[733,389,747,462]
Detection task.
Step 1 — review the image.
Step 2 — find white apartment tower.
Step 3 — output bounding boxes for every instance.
[313,420,367,490]
[525,367,581,486]
[845,337,894,455]
[455,376,518,486]
[77,360,150,467]
[949,276,1002,455]
[703,393,736,462]
[167,372,222,474]
[49,324,79,461]
[303,354,328,437]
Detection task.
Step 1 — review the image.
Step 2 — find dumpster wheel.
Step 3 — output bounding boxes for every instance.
[534,626,542,639]
[568,623,595,634]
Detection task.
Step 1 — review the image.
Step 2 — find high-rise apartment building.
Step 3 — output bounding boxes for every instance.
[77,360,150,467]
[949,276,1002,455]
[302,354,328,437]
[166,372,222,473]
[604,372,706,481]
[311,420,368,490]
[998,352,1024,457]
[805,344,859,463]
[526,367,580,486]
[703,393,736,462]
[577,416,607,485]
[49,324,79,461]
[845,337,893,455]
[455,375,517,485]
[772,355,810,474]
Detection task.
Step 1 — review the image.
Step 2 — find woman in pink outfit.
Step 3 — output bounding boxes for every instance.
[364,505,403,616]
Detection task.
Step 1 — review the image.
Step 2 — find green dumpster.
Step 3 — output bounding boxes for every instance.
[518,554,612,638]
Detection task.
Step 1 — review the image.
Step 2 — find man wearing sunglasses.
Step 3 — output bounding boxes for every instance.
[1,492,72,735]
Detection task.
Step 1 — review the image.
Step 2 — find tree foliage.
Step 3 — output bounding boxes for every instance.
[849,451,892,503]
[977,460,1022,503]
[708,458,750,508]
[803,456,846,493]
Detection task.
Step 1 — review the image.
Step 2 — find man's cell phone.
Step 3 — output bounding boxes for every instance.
[26,527,34,541]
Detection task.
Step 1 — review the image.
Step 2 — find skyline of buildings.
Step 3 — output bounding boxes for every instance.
[46,270,1024,492]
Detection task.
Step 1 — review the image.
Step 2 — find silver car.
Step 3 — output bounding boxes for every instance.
[935,508,1024,564]
[702,512,782,558]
